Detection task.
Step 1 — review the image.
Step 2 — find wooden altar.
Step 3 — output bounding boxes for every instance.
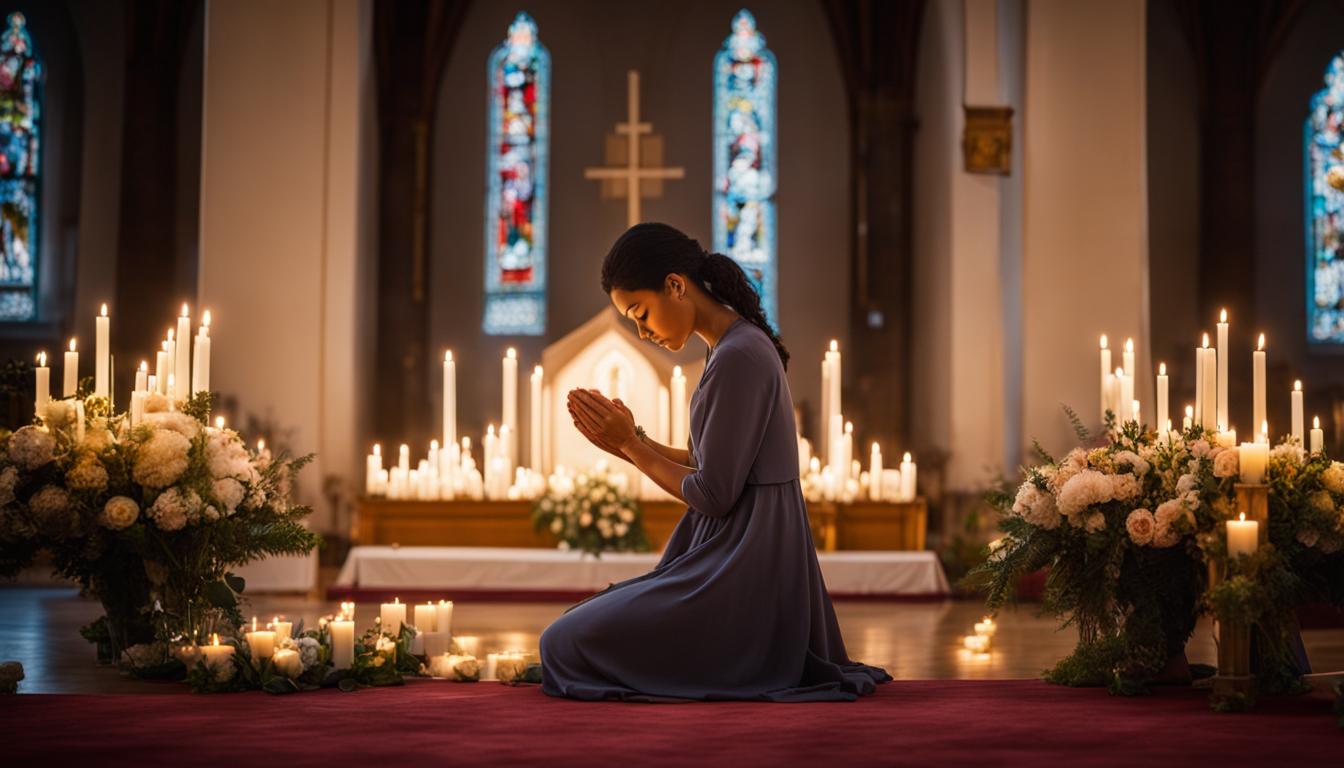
[353,498,928,552]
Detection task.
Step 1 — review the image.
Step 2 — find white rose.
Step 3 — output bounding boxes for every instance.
[133,428,191,489]
[100,496,140,530]
[271,648,303,679]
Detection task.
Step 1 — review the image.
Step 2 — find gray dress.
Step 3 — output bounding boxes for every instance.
[540,318,890,701]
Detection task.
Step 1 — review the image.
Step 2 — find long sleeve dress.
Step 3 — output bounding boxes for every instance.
[539,317,890,701]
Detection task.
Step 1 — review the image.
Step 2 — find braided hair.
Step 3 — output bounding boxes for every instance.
[601,223,790,369]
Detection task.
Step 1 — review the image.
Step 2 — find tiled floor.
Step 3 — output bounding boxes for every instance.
[2,587,1341,693]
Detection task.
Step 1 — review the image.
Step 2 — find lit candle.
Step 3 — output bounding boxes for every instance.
[841,422,854,488]
[436,599,454,635]
[1123,337,1135,378]
[973,617,997,636]
[1118,368,1133,425]
[1156,363,1169,437]
[414,601,437,633]
[530,365,543,471]
[191,310,211,396]
[166,374,177,405]
[329,616,354,669]
[367,444,383,495]
[1226,513,1258,559]
[1183,405,1194,432]
[1099,335,1112,422]
[1194,340,1205,428]
[244,617,275,660]
[33,352,48,418]
[1131,399,1141,425]
[95,303,110,398]
[900,452,917,502]
[671,366,688,448]
[1311,416,1324,454]
[821,349,833,461]
[63,338,78,397]
[1216,309,1228,431]
[1104,370,1117,422]
[134,360,148,393]
[200,633,235,673]
[1291,380,1304,445]
[155,343,169,396]
[868,442,882,501]
[443,350,456,451]
[963,634,990,653]
[1217,428,1237,449]
[270,616,292,643]
[1253,334,1266,443]
[380,597,406,637]
[175,304,191,404]
[1239,441,1268,484]
[1202,335,1217,431]
[502,348,518,465]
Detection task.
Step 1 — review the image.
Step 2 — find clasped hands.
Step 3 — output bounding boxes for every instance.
[567,388,640,457]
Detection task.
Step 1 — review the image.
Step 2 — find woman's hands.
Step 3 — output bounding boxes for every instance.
[567,389,639,457]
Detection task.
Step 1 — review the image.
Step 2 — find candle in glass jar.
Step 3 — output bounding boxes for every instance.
[245,617,275,659]
[1226,513,1258,559]
[270,616,292,644]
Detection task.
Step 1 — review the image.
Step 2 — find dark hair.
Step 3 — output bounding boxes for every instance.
[601,223,789,369]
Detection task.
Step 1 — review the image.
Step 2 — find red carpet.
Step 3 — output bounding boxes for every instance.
[1,679,1337,765]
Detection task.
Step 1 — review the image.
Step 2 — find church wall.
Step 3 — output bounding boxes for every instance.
[430,0,849,459]
[1021,0,1150,458]
[1254,0,1344,438]
[199,0,373,531]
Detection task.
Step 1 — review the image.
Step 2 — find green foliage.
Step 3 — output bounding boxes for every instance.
[532,467,650,557]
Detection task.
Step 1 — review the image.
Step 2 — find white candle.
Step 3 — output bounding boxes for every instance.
[74,400,85,444]
[367,444,383,495]
[1104,371,1117,422]
[1226,513,1258,559]
[1239,441,1268,484]
[166,374,177,405]
[502,348,518,464]
[191,310,211,396]
[436,600,454,635]
[671,366,688,448]
[329,618,354,669]
[175,304,191,404]
[63,338,78,397]
[1311,416,1324,454]
[1156,362,1169,437]
[827,340,842,456]
[380,598,406,637]
[900,452,917,501]
[1119,369,1133,424]
[443,350,456,451]
[155,348,168,396]
[134,360,148,393]
[1123,337,1135,379]
[1194,342,1205,427]
[530,365,543,471]
[95,304,110,398]
[868,442,882,501]
[1099,335,1111,422]
[245,617,275,660]
[34,352,48,418]
[1183,405,1194,432]
[1217,428,1237,449]
[163,331,174,396]
[130,391,145,427]
[270,617,292,643]
[200,634,235,672]
[414,602,437,633]
[1216,309,1228,431]
[398,443,410,473]
[842,422,854,487]
[821,351,832,461]
[1253,334,1266,443]
[657,385,670,443]
[1202,337,1217,431]
[1292,380,1304,445]
[1131,399,1141,425]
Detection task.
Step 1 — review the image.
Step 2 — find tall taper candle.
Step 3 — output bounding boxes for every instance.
[502,348,518,464]
[1202,336,1217,431]
[828,340,842,442]
[63,338,78,397]
[1253,334,1266,443]
[175,304,191,404]
[155,344,169,396]
[821,349,833,461]
[191,310,211,396]
[1292,380,1304,445]
[869,442,882,501]
[671,366,688,448]
[95,304,110,398]
[1216,309,1228,431]
[1099,335,1112,422]
[34,352,49,417]
[1123,337,1135,378]
[1194,341,1205,427]
[135,360,148,393]
[530,365,543,471]
[443,351,456,451]
[1156,363,1169,437]
[163,331,175,395]
[1118,368,1133,425]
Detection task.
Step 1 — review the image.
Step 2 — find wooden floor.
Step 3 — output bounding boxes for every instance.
[2,586,1342,694]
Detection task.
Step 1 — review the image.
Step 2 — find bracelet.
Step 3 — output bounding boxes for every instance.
[634,424,648,441]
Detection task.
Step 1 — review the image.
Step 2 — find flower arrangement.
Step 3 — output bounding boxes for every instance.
[531,460,649,556]
[0,386,318,664]
[975,410,1344,694]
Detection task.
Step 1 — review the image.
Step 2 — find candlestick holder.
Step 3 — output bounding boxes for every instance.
[1209,482,1268,709]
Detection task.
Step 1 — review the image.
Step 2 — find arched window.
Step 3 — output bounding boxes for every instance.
[713,9,777,328]
[483,12,549,336]
[0,12,41,322]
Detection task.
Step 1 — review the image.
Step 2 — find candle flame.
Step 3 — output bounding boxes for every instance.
[533,365,542,376]
[1202,333,1209,348]
[1159,362,1166,375]
[373,443,381,455]
[213,633,219,646]
[487,425,495,436]
[872,441,880,452]
[444,349,453,362]
[1262,419,1269,436]
[215,416,225,430]
[181,303,189,317]
[1186,405,1194,418]
[256,439,265,452]
[844,421,853,433]
[506,347,516,359]
[202,310,211,327]
[139,360,148,372]
[1115,367,1123,377]
[1258,333,1265,350]
[36,351,45,366]
[1314,415,1320,429]
[167,328,174,342]
[430,439,439,450]
[1125,338,1133,353]
[1239,512,1246,522]
[1099,334,1108,349]
[673,365,682,377]
[68,338,76,352]
[903,452,913,463]
[1220,308,1227,323]
[100,303,108,317]
[829,339,839,352]
[399,443,409,453]
[1295,380,1302,392]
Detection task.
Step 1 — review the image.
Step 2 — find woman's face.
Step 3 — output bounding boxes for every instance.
[609,274,695,351]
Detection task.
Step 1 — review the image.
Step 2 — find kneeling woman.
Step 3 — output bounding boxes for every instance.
[540,223,889,702]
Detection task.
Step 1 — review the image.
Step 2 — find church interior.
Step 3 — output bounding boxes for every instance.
[2,0,1344,762]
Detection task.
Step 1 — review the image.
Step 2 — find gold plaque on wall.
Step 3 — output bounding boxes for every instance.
[963,105,1014,175]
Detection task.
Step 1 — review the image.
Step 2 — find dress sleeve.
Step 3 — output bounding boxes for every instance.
[679,345,775,518]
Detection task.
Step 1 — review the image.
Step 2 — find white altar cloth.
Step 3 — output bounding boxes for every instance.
[334,546,949,597]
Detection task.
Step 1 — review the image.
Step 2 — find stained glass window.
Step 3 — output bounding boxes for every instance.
[713,9,777,328]
[0,12,41,322]
[483,12,549,336]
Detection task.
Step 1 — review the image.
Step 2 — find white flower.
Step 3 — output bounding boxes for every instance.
[1270,442,1306,467]
[1110,473,1141,503]
[148,487,200,531]
[1297,528,1321,548]
[1213,448,1240,479]
[272,648,303,679]
[133,429,191,489]
[205,429,257,483]
[1056,469,1114,519]
[211,477,245,514]
[1012,482,1061,529]
[1189,439,1212,459]
[1126,508,1156,546]
[143,410,201,439]
[1323,462,1344,495]
[1175,473,1198,496]
[615,522,629,537]
[100,496,140,530]
[41,399,75,428]
[298,637,321,670]
[619,507,635,523]
[121,642,166,669]
[83,424,116,453]
[1311,490,1336,514]
[67,454,110,492]
[1153,498,1194,548]
[1113,450,1150,477]
[30,485,75,536]
[8,426,55,470]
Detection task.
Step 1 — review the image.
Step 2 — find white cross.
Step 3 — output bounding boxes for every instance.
[583,70,685,227]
